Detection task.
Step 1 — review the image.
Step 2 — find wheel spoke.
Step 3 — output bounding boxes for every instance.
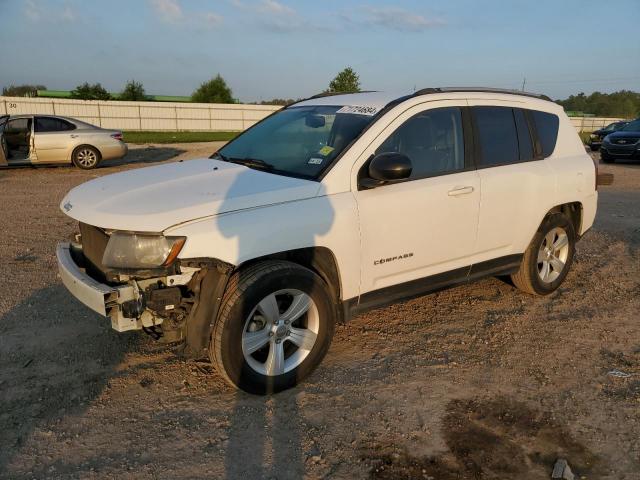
[287,327,317,351]
[281,293,311,324]
[553,234,568,251]
[265,340,285,376]
[549,256,565,273]
[537,249,547,263]
[545,231,556,247]
[539,260,550,281]
[243,329,271,354]
[257,293,280,324]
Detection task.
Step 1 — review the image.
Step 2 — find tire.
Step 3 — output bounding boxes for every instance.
[589,144,600,152]
[210,260,335,394]
[511,213,576,296]
[72,145,101,169]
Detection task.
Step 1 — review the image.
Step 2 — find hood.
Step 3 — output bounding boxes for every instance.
[61,158,321,232]
[607,130,640,140]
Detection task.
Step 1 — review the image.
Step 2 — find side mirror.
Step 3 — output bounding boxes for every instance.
[305,114,326,128]
[359,152,412,189]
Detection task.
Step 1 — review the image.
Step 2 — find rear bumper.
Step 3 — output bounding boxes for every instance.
[100,141,128,160]
[56,242,140,331]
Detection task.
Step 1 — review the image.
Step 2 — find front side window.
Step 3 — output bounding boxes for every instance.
[217,105,375,179]
[474,106,519,167]
[375,107,465,178]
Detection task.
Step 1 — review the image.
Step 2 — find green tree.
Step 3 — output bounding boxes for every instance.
[328,67,361,93]
[119,80,146,101]
[2,84,46,97]
[191,75,234,103]
[71,82,111,100]
[556,90,640,118]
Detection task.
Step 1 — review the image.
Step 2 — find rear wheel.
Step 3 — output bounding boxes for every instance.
[72,146,101,169]
[210,260,335,394]
[511,213,576,295]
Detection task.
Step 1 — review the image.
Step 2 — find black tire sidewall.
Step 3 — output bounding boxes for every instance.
[527,214,576,295]
[216,266,335,394]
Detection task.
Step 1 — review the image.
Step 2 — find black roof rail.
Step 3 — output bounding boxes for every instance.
[306,90,377,100]
[412,87,551,102]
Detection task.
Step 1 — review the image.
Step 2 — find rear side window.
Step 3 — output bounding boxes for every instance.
[473,106,519,167]
[35,117,76,133]
[530,111,559,157]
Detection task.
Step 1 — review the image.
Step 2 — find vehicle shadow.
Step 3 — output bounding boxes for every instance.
[0,285,136,476]
[100,146,186,168]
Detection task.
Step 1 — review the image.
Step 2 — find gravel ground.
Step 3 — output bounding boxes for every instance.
[0,145,639,479]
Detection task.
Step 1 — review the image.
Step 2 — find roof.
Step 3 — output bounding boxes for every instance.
[294,87,552,110]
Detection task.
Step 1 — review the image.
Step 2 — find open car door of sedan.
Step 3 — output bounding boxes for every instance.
[0,115,8,166]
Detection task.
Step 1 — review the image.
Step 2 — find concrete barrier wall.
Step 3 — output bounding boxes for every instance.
[0,96,281,132]
[0,96,629,133]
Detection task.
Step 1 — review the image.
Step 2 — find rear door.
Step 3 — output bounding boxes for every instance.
[33,116,77,163]
[468,102,554,260]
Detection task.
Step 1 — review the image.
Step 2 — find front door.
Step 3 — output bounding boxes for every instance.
[353,103,480,300]
[0,115,8,166]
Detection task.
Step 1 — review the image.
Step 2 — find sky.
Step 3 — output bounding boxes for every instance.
[0,0,639,102]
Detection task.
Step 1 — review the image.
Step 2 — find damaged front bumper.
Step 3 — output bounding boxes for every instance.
[56,242,197,333]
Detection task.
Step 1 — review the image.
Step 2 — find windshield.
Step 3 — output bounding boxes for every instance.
[216,105,375,179]
[621,119,640,132]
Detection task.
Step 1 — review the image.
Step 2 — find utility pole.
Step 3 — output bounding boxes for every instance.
[521,77,526,91]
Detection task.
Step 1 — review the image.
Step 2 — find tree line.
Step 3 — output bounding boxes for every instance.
[4,68,637,117]
[0,67,361,105]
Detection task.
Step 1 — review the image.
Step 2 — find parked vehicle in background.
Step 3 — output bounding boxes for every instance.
[57,88,599,394]
[588,120,628,151]
[0,114,127,169]
[601,118,640,163]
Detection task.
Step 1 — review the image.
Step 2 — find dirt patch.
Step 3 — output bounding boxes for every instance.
[363,396,600,479]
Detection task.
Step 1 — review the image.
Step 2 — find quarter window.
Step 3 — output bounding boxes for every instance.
[34,117,76,133]
[473,106,519,167]
[375,107,465,179]
[530,111,559,157]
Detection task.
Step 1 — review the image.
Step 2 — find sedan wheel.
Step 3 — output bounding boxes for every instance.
[73,146,100,169]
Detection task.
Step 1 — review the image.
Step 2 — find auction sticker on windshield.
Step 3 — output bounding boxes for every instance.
[337,105,380,116]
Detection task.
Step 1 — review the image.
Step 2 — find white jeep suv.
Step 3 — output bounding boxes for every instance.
[57,88,598,393]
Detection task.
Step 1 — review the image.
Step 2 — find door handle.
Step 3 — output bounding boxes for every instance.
[448,186,474,196]
[70,134,79,138]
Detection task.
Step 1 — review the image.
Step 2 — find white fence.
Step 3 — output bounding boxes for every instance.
[569,116,628,133]
[0,96,280,132]
[0,96,628,133]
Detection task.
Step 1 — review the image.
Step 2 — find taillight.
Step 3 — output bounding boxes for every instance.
[110,132,123,141]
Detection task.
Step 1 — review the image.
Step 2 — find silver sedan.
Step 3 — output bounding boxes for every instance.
[0,114,127,169]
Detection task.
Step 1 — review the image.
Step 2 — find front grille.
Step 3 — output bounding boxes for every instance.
[607,148,634,156]
[612,138,639,145]
[79,223,110,281]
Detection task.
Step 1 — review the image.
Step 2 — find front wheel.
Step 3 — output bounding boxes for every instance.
[72,146,101,169]
[210,261,335,394]
[511,213,576,295]
[600,151,614,164]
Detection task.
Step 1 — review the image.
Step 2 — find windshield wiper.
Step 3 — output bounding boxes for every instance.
[226,157,275,171]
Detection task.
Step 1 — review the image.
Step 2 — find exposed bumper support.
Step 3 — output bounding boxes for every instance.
[56,242,140,331]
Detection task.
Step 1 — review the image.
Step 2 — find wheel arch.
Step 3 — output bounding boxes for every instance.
[235,246,342,303]
[70,143,102,163]
[543,201,583,237]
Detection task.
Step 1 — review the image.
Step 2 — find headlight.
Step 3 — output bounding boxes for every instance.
[590,134,598,139]
[102,232,186,269]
